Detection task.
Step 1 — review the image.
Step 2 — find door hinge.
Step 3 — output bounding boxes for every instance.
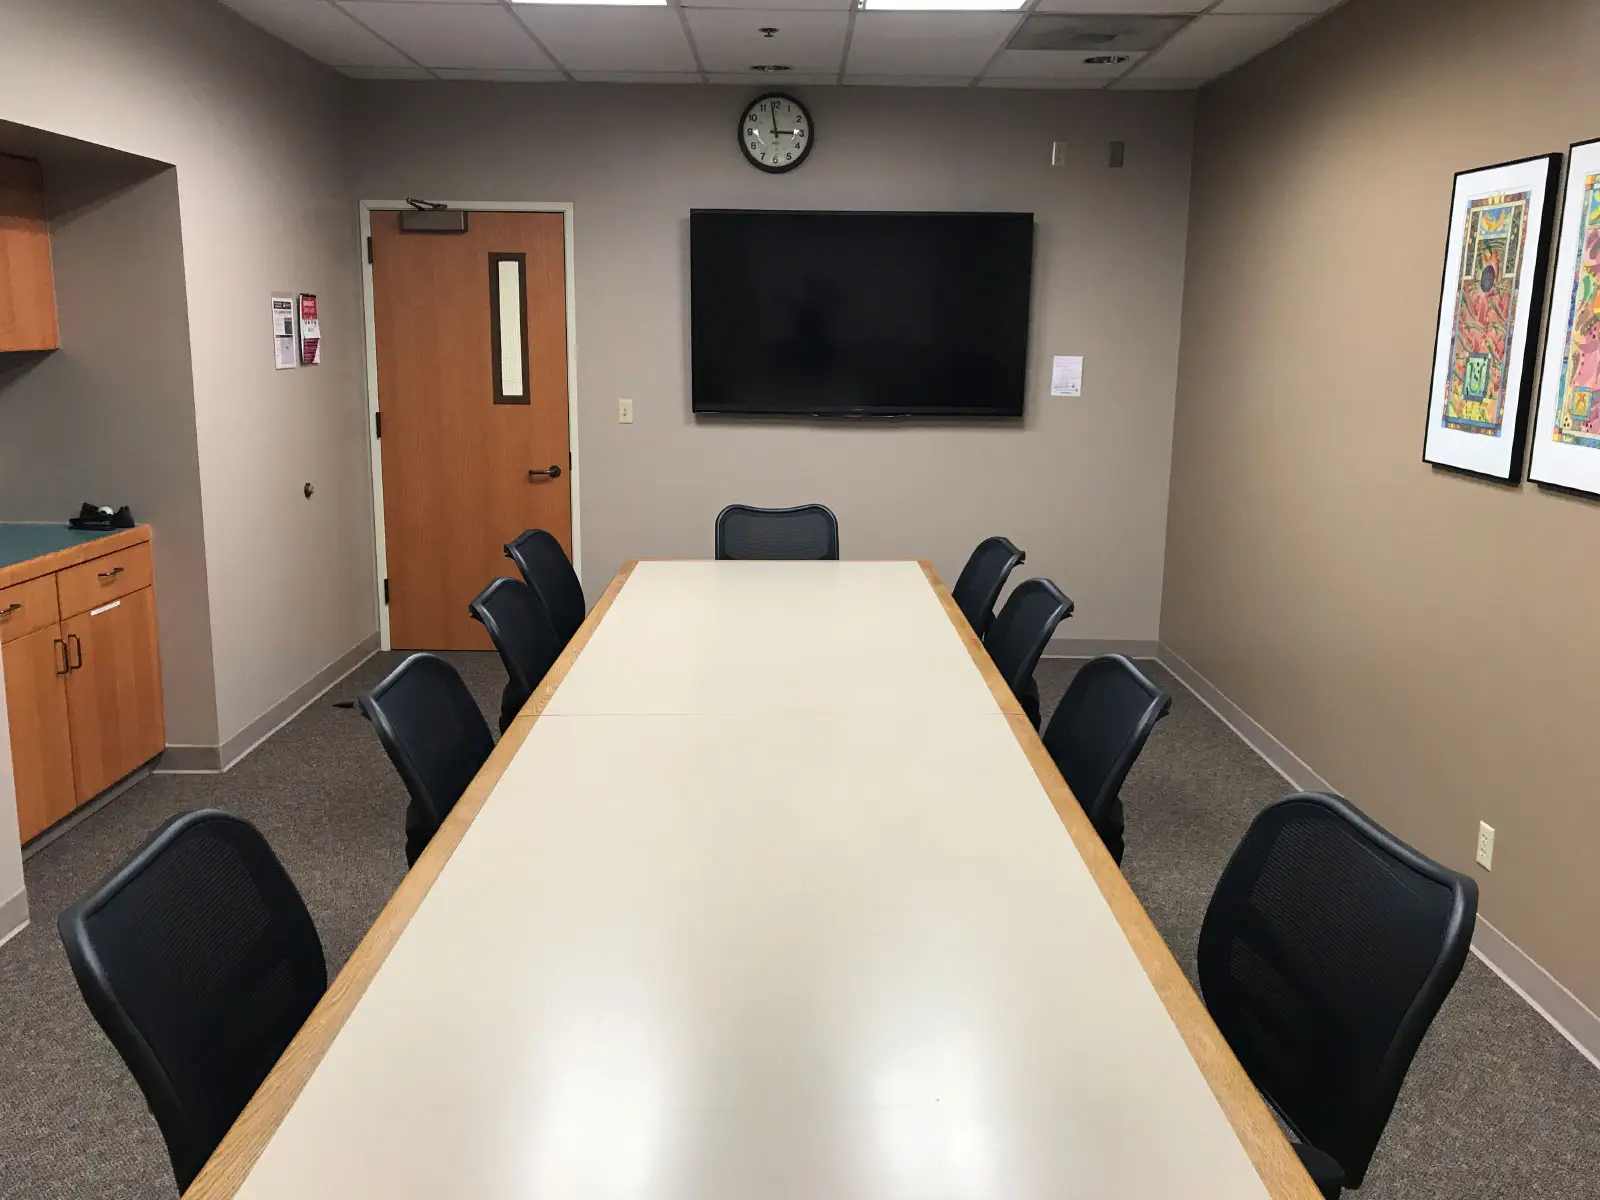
[366,236,374,265]
[382,578,389,605]
[374,411,382,439]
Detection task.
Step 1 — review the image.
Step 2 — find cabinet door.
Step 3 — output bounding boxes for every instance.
[3,623,75,841]
[63,586,165,805]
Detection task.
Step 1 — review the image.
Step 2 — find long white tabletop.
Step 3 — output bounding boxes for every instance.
[188,561,1315,1200]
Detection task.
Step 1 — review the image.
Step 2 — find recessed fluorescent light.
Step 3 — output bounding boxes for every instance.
[859,0,1025,10]
[512,0,667,6]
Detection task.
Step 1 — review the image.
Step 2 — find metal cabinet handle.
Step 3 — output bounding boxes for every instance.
[98,566,125,580]
[68,633,83,670]
[0,603,20,616]
[528,465,562,480]
[54,638,68,675]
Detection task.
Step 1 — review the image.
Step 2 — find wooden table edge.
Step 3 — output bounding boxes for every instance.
[919,559,1318,1200]
[183,559,640,1198]
[0,524,151,590]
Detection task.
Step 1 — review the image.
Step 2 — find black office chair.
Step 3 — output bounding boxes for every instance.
[1040,654,1171,865]
[950,535,1026,638]
[1198,792,1478,1199]
[505,529,586,647]
[57,810,326,1192]
[359,653,495,867]
[469,576,564,733]
[982,577,1072,728]
[714,503,839,560]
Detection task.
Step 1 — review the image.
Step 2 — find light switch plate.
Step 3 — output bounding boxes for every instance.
[618,397,634,424]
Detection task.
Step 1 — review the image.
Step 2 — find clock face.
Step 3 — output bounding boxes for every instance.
[739,94,813,174]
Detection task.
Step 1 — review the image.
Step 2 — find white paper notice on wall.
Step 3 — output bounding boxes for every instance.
[1051,355,1084,397]
[298,294,321,366]
[272,293,297,370]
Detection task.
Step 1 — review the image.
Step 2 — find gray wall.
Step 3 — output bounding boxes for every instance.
[349,84,1196,641]
[0,152,218,746]
[0,0,375,746]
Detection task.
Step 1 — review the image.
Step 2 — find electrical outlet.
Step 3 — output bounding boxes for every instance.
[618,397,634,424]
[1476,821,1495,870]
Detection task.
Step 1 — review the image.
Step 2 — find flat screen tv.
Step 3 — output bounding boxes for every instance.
[690,210,1034,418]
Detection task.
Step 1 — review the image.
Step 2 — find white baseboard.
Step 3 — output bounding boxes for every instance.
[1155,641,1600,1071]
[0,887,28,948]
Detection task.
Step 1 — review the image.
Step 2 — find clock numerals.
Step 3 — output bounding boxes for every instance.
[739,94,812,174]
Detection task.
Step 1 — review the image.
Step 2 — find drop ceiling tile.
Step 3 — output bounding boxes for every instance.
[1130,12,1309,79]
[1036,0,1205,9]
[362,0,494,4]
[572,71,705,83]
[842,75,973,87]
[512,5,696,72]
[977,77,1107,89]
[706,71,837,84]
[986,48,1144,78]
[339,65,436,79]
[847,13,1018,76]
[219,0,411,66]
[337,2,557,69]
[686,9,848,73]
[685,0,850,11]
[432,67,567,80]
[1213,0,1341,12]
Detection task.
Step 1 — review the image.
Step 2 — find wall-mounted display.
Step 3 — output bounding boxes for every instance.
[1422,153,1561,483]
[1529,138,1600,497]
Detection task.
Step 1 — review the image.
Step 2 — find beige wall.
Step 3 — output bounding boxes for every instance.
[349,84,1195,642]
[0,145,219,747]
[1164,0,1600,1008]
[0,0,375,745]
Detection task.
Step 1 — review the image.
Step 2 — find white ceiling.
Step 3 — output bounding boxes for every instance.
[216,0,1346,89]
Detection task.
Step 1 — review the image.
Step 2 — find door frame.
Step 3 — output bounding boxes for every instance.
[358,200,583,651]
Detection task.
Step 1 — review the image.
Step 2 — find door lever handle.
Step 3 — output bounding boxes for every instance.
[528,465,563,480]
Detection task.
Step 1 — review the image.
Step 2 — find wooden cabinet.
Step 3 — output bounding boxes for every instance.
[0,153,59,353]
[63,587,164,804]
[3,530,163,842]
[3,625,75,838]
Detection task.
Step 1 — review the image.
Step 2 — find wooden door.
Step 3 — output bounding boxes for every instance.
[4,624,75,841]
[63,587,165,804]
[371,211,572,649]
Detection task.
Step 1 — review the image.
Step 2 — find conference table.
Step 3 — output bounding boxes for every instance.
[187,560,1316,1199]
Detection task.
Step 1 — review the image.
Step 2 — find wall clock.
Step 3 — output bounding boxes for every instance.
[738,93,813,175]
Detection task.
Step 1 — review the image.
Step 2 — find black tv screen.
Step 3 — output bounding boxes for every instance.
[690,210,1034,417]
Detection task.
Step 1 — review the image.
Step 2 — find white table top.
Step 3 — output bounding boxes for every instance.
[223,561,1285,1199]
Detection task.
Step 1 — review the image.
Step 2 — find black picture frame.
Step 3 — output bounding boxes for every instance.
[1421,152,1562,484]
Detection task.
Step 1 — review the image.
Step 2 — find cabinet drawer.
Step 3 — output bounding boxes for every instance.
[57,542,153,618]
[0,574,60,644]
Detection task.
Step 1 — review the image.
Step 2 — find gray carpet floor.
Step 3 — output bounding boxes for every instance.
[1,654,1596,1198]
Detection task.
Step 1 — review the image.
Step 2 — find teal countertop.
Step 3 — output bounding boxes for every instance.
[0,523,127,573]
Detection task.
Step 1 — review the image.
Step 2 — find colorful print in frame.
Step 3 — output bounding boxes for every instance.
[1424,153,1560,483]
[1531,139,1600,496]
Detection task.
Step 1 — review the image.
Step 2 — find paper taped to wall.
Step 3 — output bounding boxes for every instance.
[272,293,296,370]
[1051,355,1083,397]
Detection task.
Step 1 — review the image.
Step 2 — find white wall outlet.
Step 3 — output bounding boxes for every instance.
[618,397,634,424]
[1476,821,1495,870]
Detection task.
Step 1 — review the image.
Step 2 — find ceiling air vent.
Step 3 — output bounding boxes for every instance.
[1006,14,1189,53]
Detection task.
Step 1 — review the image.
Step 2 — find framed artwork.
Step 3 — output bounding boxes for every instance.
[1422,152,1561,483]
[1529,138,1600,497]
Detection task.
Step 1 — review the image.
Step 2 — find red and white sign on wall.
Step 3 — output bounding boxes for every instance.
[298,293,321,366]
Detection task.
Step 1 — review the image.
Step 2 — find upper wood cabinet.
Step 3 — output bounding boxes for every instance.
[0,153,59,354]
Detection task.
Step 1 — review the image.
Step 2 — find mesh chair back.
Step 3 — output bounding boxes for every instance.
[359,653,494,863]
[1198,792,1477,1188]
[58,810,326,1191]
[504,529,586,646]
[715,503,839,560]
[1041,654,1171,864]
[469,577,564,732]
[982,577,1073,699]
[950,536,1026,638]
